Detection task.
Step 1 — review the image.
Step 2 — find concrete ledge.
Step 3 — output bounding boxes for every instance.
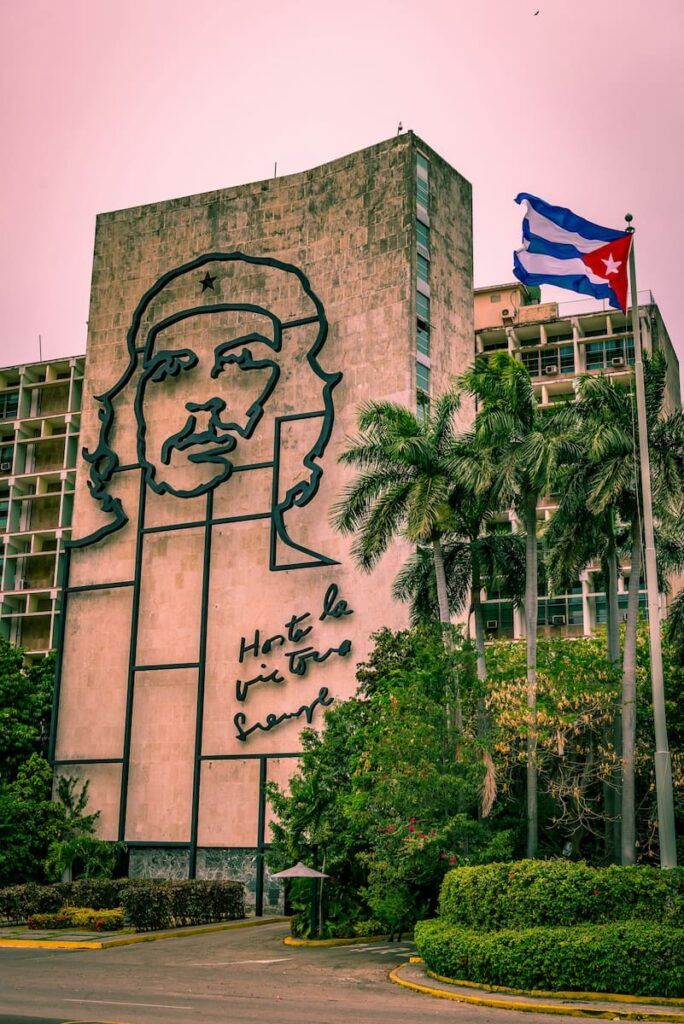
[389,960,684,1021]
[0,915,289,951]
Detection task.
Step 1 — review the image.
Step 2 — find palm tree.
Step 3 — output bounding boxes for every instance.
[455,353,581,857]
[392,519,525,680]
[571,354,684,863]
[331,391,464,726]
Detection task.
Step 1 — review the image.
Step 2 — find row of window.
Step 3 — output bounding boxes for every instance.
[416,152,431,409]
[481,592,649,632]
[518,335,636,380]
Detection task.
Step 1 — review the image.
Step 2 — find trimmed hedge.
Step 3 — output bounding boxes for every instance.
[122,880,245,931]
[414,919,684,998]
[0,879,245,931]
[439,860,684,930]
[0,880,123,922]
[27,907,125,932]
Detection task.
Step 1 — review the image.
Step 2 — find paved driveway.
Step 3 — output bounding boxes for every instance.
[0,920,577,1024]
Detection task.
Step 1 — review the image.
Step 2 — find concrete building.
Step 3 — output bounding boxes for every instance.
[3,133,679,908]
[474,282,681,641]
[49,133,473,909]
[0,356,85,661]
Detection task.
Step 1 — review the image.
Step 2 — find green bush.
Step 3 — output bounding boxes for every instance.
[0,878,245,930]
[438,861,684,930]
[414,919,684,997]
[27,906,124,932]
[63,907,124,931]
[122,880,245,931]
[26,911,72,930]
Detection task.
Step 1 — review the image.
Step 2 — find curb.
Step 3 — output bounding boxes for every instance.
[284,933,409,948]
[423,966,684,1009]
[389,961,684,1022]
[0,915,289,951]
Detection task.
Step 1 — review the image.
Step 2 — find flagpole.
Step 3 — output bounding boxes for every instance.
[625,214,677,868]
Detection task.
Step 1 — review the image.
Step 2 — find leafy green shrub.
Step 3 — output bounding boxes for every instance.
[0,882,74,922]
[0,878,244,930]
[65,879,122,911]
[438,861,684,930]
[62,907,124,931]
[122,880,244,931]
[414,919,684,997]
[26,906,124,932]
[26,911,72,930]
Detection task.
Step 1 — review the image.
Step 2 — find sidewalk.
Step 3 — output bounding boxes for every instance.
[390,960,684,1022]
[0,915,288,950]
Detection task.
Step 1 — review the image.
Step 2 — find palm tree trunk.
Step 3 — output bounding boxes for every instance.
[471,543,496,817]
[471,544,487,684]
[605,535,622,863]
[606,539,620,666]
[432,536,463,733]
[621,518,642,866]
[523,493,539,859]
[433,535,452,627]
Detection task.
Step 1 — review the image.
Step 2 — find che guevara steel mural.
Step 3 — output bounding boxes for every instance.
[61,253,354,745]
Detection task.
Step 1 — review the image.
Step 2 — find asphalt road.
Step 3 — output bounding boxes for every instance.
[0,920,578,1024]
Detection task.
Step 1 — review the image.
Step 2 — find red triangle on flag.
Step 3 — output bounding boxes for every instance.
[581,234,632,313]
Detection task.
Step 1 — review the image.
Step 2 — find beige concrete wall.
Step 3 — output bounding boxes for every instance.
[54,134,473,850]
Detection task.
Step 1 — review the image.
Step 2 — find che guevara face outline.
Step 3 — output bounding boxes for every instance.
[75,252,343,560]
[135,305,282,499]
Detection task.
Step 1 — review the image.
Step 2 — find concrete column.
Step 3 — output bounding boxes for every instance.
[581,572,593,636]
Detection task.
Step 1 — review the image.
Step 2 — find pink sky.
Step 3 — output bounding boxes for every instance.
[1,0,682,371]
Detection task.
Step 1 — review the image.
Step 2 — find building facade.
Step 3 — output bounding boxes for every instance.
[474,282,681,641]
[49,134,473,909]
[0,356,85,661]
[3,136,679,910]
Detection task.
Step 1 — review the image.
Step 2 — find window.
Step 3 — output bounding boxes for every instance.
[521,345,575,378]
[417,291,430,357]
[538,595,583,627]
[586,337,635,371]
[417,177,429,209]
[416,361,430,394]
[416,220,430,254]
[0,500,8,531]
[521,350,539,376]
[489,293,501,303]
[417,391,430,423]
[481,600,514,631]
[559,345,575,373]
[416,153,429,176]
[417,253,429,284]
[0,444,13,470]
[0,392,19,420]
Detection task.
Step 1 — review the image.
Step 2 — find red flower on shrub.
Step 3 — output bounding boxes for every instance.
[408,824,415,833]
[592,888,599,896]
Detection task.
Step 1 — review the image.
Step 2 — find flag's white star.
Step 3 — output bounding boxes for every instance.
[602,252,622,276]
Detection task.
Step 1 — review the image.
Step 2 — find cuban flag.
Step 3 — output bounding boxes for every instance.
[513,193,632,312]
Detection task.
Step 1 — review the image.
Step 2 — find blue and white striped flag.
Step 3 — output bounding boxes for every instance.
[513,193,631,312]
